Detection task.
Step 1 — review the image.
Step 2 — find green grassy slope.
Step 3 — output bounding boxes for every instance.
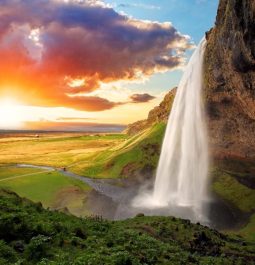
[75,123,166,178]
[210,161,255,241]
[0,166,91,217]
[0,189,254,265]
[212,170,255,213]
[240,214,255,242]
[0,126,254,241]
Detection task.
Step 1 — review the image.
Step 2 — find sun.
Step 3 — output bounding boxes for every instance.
[0,98,24,129]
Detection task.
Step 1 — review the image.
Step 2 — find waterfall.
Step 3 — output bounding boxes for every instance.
[133,38,209,222]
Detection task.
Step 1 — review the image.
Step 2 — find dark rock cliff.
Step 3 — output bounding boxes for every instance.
[204,0,255,160]
[126,88,176,135]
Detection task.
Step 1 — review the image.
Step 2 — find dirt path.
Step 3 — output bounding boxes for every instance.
[0,169,53,182]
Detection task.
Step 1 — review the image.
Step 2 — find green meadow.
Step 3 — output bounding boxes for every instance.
[211,166,255,241]
[0,133,128,176]
[0,124,165,179]
[0,166,91,216]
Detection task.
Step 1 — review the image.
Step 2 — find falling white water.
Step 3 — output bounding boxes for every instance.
[133,38,209,221]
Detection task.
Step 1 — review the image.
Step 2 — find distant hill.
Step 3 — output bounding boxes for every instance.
[126,88,176,135]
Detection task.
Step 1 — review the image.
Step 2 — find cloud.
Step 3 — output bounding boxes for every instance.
[118,3,161,10]
[0,0,192,111]
[130,93,156,103]
[45,95,122,111]
[56,117,94,121]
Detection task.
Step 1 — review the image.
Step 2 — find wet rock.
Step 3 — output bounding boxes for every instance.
[204,0,255,161]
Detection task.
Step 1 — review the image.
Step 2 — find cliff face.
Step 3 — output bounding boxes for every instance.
[126,88,176,135]
[204,0,255,160]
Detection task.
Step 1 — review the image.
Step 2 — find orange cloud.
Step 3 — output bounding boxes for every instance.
[0,0,192,111]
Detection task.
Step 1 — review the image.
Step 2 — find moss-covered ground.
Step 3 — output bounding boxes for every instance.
[211,159,255,241]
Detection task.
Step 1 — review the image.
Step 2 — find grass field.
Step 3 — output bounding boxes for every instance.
[239,214,255,241]
[0,125,165,179]
[0,166,91,216]
[0,133,128,177]
[0,166,43,180]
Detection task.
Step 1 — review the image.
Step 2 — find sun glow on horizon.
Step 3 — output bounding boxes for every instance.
[0,98,25,129]
[0,94,163,130]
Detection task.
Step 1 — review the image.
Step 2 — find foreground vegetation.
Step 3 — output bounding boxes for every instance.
[0,189,254,265]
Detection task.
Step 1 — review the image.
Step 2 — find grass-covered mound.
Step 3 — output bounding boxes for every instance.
[0,189,255,265]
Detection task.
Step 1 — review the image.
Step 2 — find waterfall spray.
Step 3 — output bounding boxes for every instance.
[133,38,209,222]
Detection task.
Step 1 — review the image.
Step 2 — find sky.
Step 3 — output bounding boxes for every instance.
[0,0,218,131]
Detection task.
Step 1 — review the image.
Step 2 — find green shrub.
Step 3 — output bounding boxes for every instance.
[24,235,51,261]
[0,189,254,264]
